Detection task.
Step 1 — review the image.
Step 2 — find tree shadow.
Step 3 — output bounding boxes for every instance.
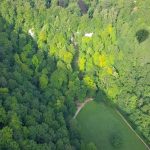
[58,0,69,8]
[136,29,149,43]
[78,0,88,14]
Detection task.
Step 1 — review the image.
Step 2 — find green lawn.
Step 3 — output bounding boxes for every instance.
[77,101,148,150]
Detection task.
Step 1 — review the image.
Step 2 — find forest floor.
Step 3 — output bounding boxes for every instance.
[73,98,93,119]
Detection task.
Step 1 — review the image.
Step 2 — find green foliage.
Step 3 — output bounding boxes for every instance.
[107,85,119,99]
[109,133,122,148]
[136,29,149,43]
[39,74,48,89]
[78,56,86,71]
[0,0,149,149]
[32,55,39,68]
[86,142,97,150]
[0,88,9,94]
[50,69,67,89]
[83,76,96,90]
[59,49,73,64]
[0,107,7,126]
[0,127,19,150]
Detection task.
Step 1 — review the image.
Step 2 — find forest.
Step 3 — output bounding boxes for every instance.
[0,0,150,150]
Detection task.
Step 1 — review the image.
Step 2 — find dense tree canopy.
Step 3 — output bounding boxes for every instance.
[0,0,150,149]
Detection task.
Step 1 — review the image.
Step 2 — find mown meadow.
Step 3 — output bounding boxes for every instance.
[77,101,148,150]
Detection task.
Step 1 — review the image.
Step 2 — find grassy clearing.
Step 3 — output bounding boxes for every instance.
[77,101,148,150]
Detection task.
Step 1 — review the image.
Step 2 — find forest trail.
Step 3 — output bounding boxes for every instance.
[73,98,93,119]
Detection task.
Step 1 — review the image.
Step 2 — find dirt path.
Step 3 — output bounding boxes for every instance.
[73,98,93,119]
[115,109,150,150]
[73,98,149,149]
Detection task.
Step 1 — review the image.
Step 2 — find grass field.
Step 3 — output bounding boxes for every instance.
[77,101,148,150]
